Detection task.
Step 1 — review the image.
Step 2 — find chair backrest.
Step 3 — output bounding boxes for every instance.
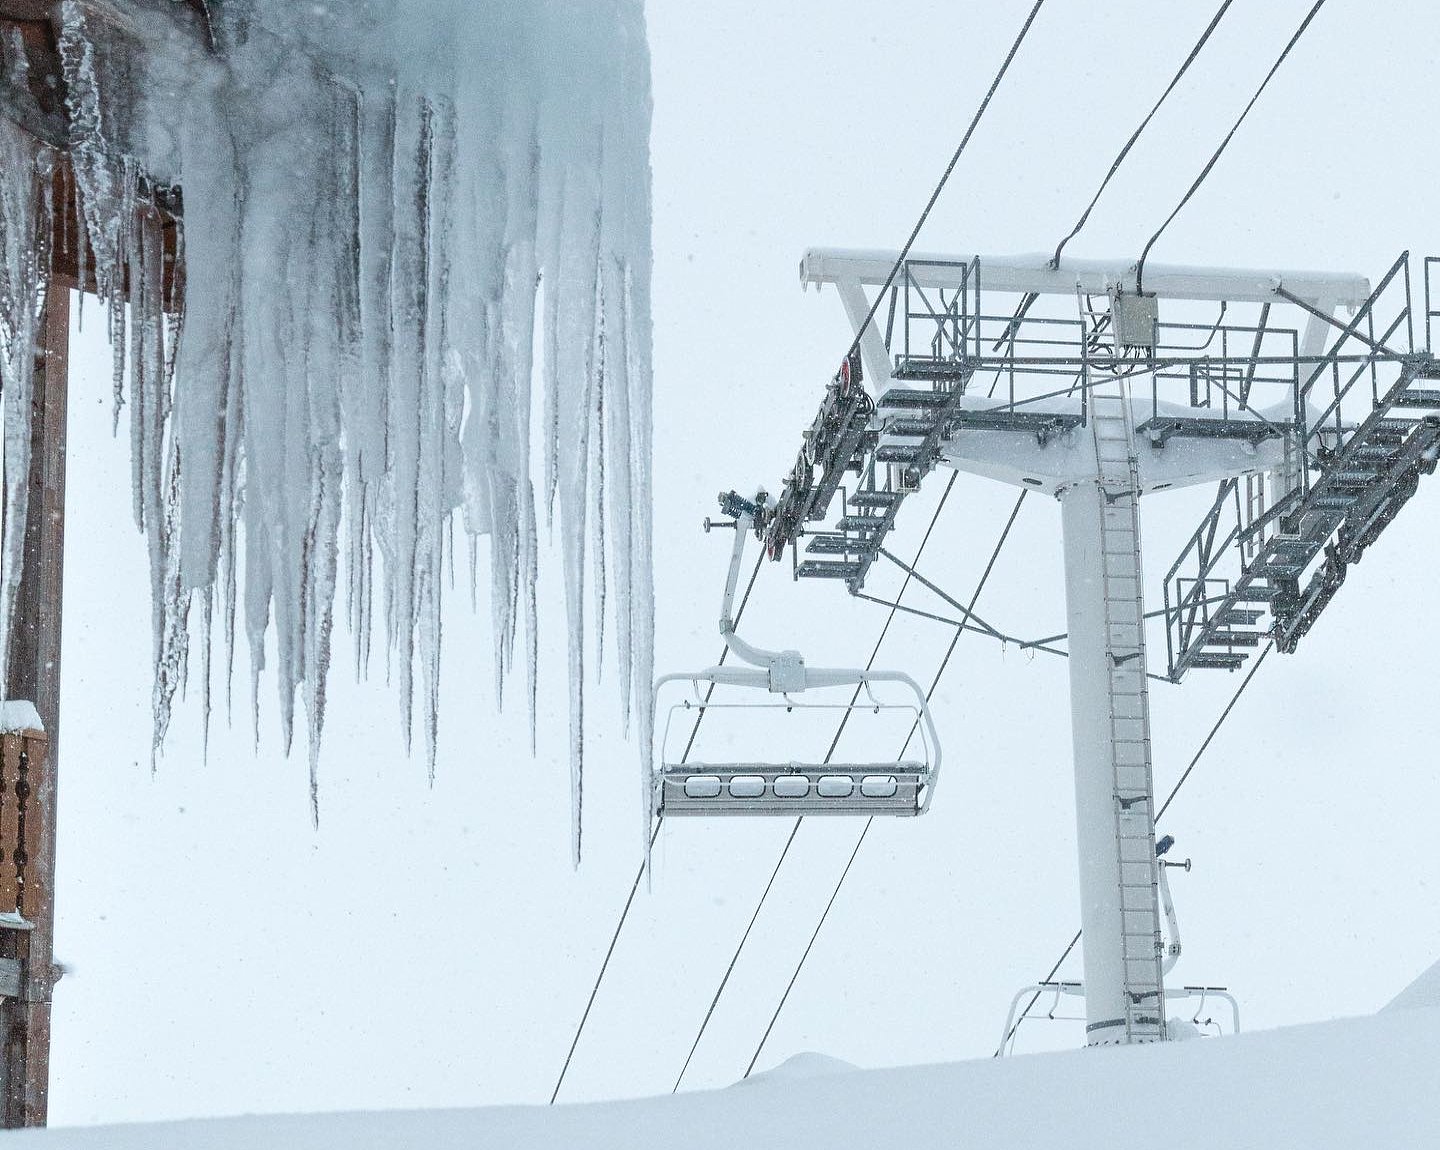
[650,668,940,822]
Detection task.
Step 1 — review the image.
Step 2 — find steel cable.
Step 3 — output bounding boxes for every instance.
[1050,0,1236,269]
[1136,0,1329,294]
[742,491,1028,1078]
[839,0,1049,369]
[671,471,963,1091]
[663,0,1058,1089]
[988,0,1235,396]
[548,550,765,1104]
[728,0,1298,1074]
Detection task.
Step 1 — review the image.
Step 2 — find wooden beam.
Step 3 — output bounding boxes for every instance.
[0,283,68,1129]
[46,156,183,308]
[0,15,67,148]
[1,11,186,299]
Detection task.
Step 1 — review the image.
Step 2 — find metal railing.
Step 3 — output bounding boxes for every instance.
[1159,252,1438,677]
[884,257,1318,435]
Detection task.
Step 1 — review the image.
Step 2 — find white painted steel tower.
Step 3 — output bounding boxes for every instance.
[786,247,1403,1044]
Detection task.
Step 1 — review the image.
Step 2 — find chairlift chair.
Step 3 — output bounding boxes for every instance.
[650,492,942,823]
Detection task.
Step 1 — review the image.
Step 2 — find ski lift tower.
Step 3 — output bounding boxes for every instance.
[753,245,1440,1045]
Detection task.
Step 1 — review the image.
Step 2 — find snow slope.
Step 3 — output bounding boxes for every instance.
[13,1005,1438,1148]
[1384,957,1440,1013]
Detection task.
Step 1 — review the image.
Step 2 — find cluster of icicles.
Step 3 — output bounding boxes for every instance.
[0,1,653,860]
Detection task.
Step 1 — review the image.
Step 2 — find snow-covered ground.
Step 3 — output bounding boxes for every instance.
[13,984,1439,1147]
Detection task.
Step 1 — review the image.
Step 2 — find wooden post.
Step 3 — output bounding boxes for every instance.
[0,283,68,1127]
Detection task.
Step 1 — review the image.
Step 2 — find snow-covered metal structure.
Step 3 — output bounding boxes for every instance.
[747,244,1440,1046]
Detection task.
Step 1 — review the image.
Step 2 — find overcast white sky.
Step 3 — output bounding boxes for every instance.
[43,0,1440,1125]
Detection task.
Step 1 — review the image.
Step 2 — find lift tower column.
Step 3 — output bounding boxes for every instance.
[1060,383,1164,1043]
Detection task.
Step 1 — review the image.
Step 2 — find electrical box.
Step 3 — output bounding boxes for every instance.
[1109,289,1158,350]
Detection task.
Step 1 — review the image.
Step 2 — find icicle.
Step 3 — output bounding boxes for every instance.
[199,593,213,758]
[57,1,122,301]
[17,3,657,863]
[591,250,608,682]
[0,121,46,699]
[72,163,85,330]
[353,85,396,683]
[604,252,635,735]
[383,89,433,754]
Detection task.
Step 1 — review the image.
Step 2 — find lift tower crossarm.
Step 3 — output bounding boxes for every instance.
[800,247,1373,307]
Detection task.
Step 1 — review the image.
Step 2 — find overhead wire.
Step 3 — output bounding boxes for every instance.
[743,491,1029,1078]
[743,814,875,1080]
[561,0,1042,1088]
[671,471,963,1092]
[722,0,1261,1077]
[981,0,1236,379]
[565,0,1302,1095]
[838,0,1049,370]
[664,0,1058,1090]
[549,549,765,1104]
[670,818,804,1093]
[735,0,1262,1072]
[996,642,1274,1055]
[1136,0,1330,293]
[1049,0,1236,269]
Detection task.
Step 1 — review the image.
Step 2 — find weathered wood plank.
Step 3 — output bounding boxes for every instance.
[18,732,46,924]
[0,278,67,1129]
[0,737,20,914]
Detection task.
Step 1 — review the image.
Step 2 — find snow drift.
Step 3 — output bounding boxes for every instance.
[0,0,653,858]
[11,1000,1439,1148]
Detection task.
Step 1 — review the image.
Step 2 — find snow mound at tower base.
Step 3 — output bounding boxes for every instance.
[15,1003,1439,1148]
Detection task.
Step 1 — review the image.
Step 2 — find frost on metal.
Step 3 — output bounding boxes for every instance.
[3,0,654,860]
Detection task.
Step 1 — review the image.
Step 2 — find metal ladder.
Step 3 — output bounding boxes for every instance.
[1090,383,1167,1043]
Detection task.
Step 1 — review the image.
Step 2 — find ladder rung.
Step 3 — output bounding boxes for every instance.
[1253,562,1303,578]
[1186,652,1246,670]
[887,417,942,437]
[849,490,898,508]
[805,535,876,556]
[878,388,951,410]
[1203,631,1261,647]
[1330,469,1383,484]
[1393,389,1440,407]
[1232,582,1282,601]
[796,560,862,580]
